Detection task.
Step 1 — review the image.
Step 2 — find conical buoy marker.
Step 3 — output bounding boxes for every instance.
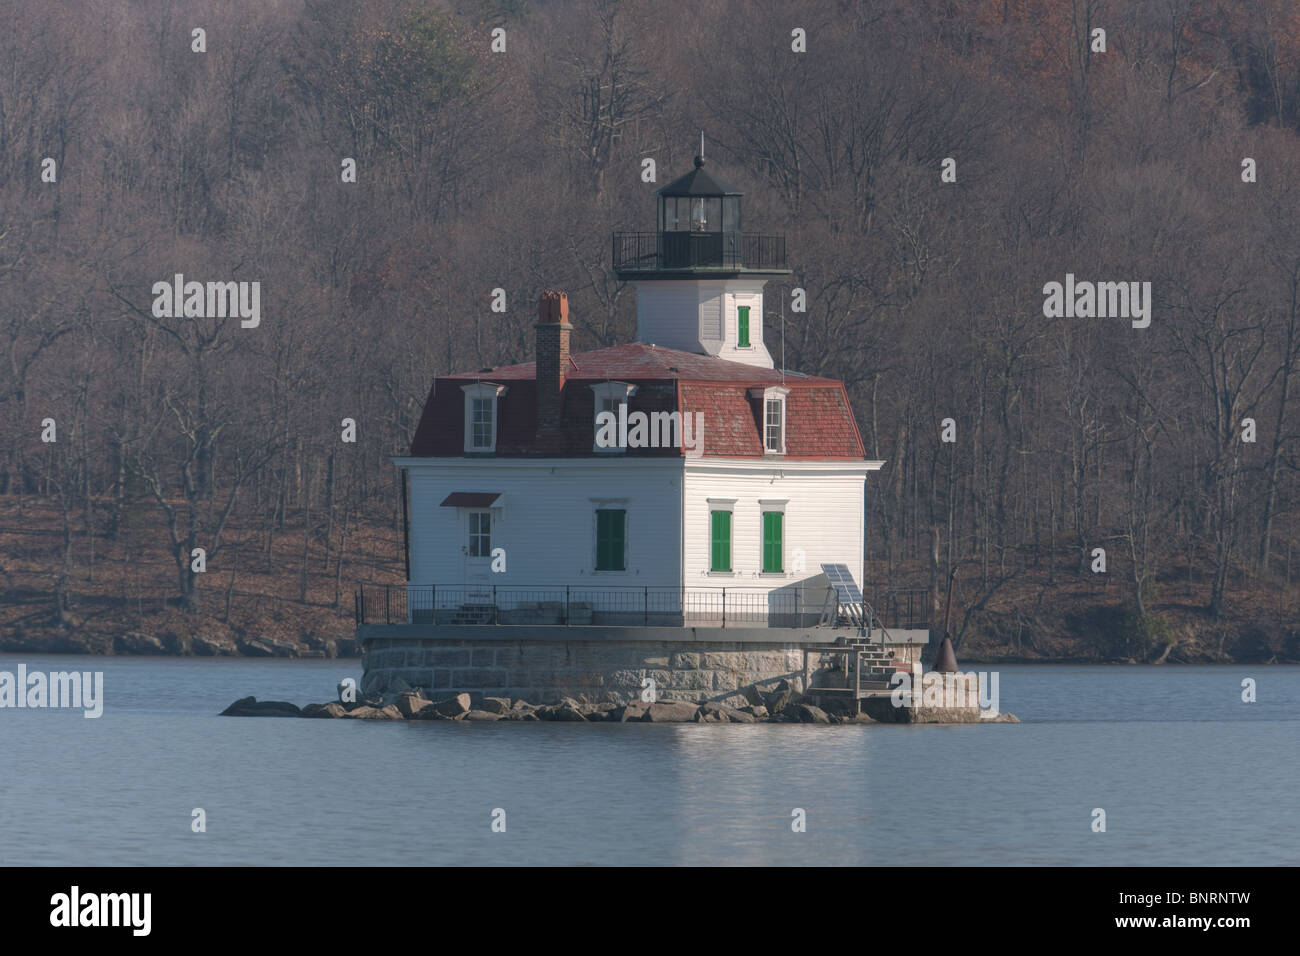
[932,634,959,673]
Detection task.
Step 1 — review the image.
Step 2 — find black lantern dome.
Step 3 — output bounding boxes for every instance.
[613,156,789,278]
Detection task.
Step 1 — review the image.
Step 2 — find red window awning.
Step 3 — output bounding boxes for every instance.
[439,492,501,507]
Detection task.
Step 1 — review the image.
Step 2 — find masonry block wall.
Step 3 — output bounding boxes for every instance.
[360,637,871,704]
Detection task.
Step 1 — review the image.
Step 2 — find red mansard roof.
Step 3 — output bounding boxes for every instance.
[407,342,866,460]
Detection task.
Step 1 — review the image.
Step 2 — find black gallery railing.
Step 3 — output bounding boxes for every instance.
[612,232,788,272]
[355,584,930,631]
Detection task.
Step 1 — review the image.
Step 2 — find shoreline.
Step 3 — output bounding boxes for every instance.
[1,644,1288,665]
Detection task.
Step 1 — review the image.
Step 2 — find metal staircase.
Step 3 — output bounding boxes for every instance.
[834,634,905,688]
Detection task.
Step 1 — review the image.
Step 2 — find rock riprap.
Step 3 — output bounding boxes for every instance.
[220,687,1019,724]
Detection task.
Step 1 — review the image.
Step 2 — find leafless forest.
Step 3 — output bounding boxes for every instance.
[3,0,1300,661]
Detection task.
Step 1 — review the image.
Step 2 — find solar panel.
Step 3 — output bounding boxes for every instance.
[820,563,863,604]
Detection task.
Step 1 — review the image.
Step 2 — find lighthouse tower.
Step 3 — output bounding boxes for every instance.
[612,156,791,369]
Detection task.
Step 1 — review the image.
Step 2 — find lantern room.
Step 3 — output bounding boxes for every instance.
[613,156,788,277]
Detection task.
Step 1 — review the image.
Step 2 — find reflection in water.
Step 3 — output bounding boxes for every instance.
[0,656,1296,866]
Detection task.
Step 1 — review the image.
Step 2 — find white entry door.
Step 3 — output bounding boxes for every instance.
[463,510,493,603]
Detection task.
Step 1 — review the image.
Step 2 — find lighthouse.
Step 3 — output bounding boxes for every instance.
[360,155,933,709]
[612,155,791,369]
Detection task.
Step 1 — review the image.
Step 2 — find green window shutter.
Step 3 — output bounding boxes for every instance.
[710,511,731,572]
[737,306,750,347]
[596,509,626,571]
[762,511,783,573]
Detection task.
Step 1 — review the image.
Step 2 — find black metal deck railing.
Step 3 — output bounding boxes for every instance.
[355,584,929,631]
[874,588,931,631]
[612,232,788,273]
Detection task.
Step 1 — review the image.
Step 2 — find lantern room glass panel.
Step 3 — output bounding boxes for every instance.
[689,197,721,232]
[722,196,741,233]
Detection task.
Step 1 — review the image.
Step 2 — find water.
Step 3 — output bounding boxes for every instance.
[1,655,1296,866]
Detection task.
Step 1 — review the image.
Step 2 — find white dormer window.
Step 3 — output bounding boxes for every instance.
[461,383,508,454]
[590,381,638,453]
[750,385,789,455]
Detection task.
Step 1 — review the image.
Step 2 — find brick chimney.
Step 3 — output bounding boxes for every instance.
[534,290,572,430]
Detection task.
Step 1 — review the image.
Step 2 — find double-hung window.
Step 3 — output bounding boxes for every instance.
[590,382,638,453]
[764,398,783,452]
[468,511,491,557]
[460,383,507,454]
[471,399,494,449]
[751,385,789,455]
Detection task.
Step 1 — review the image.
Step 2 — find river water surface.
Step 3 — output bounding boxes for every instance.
[1,655,1295,866]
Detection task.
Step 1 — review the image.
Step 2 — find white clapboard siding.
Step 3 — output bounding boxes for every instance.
[402,458,684,588]
[636,278,773,367]
[682,460,869,593]
[714,282,770,367]
[635,281,715,352]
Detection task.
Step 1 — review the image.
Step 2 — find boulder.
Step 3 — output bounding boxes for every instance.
[464,710,502,721]
[645,700,700,722]
[345,704,403,720]
[396,691,431,719]
[301,702,347,718]
[743,705,769,719]
[765,686,802,715]
[237,636,298,658]
[299,633,337,658]
[707,702,759,723]
[192,634,239,656]
[114,631,170,655]
[617,700,650,722]
[581,702,618,721]
[742,684,766,708]
[793,703,831,723]
[158,631,190,654]
[698,702,745,723]
[432,693,472,719]
[539,701,587,721]
[219,696,301,718]
[482,697,512,714]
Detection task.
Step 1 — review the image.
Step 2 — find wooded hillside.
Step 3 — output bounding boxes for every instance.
[4,0,1300,662]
